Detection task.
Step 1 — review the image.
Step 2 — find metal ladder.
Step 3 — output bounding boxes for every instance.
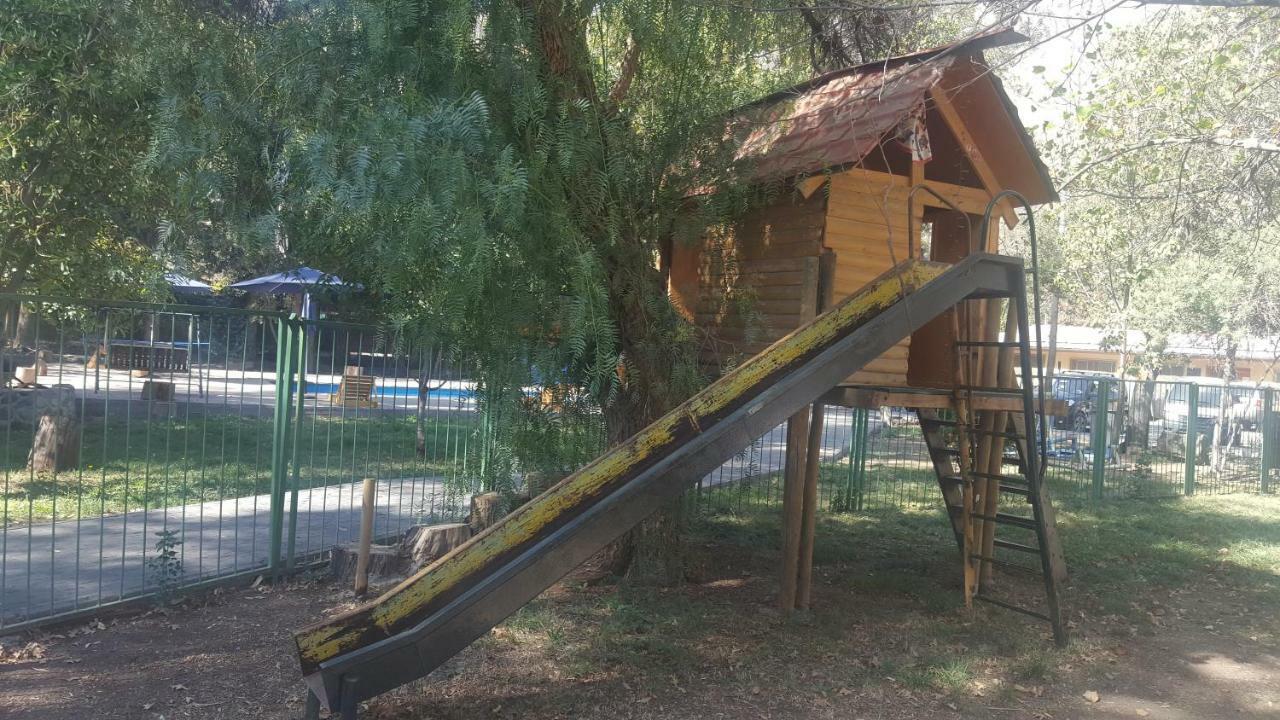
[914,188,1067,646]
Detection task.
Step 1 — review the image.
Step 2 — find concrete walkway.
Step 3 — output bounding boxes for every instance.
[0,409,879,630]
[0,477,468,628]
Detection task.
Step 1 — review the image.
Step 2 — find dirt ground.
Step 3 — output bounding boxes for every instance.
[2,498,1279,720]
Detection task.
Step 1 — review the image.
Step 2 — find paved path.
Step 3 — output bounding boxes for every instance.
[1,409,883,630]
[1,477,467,627]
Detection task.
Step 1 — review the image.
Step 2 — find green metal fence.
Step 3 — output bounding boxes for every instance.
[0,295,494,631]
[3,291,1276,630]
[689,377,1279,517]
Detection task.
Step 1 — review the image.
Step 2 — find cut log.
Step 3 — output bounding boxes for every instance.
[27,408,80,473]
[141,381,175,401]
[14,366,37,386]
[400,523,471,570]
[469,492,503,533]
[331,543,403,585]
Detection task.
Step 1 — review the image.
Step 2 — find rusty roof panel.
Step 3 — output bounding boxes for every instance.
[730,57,954,182]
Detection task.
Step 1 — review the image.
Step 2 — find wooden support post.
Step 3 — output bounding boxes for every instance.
[781,255,824,611]
[354,477,377,597]
[795,251,835,610]
[969,299,1003,588]
[950,305,978,605]
[978,302,1018,588]
[779,410,810,611]
[797,401,823,610]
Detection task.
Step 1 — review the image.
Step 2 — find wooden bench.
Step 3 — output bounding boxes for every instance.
[107,341,190,373]
[332,374,378,408]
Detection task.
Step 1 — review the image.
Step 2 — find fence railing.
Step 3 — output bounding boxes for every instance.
[4,292,1276,630]
[689,377,1279,515]
[0,296,494,631]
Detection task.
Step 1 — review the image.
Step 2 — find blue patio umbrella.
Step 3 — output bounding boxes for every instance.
[229,266,359,320]
[165,272,213,295]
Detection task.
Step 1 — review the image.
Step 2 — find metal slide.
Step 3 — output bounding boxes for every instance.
[294,253,1037,718]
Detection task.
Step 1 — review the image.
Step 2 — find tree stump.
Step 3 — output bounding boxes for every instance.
[469,492,502,533]
[400,523,471,570]
[331,543,403,585]
[14,366,37,386]
[27,404,80,472]
[141,380,175,401]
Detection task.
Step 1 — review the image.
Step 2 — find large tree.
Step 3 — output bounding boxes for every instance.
[137,0,968,575]
[1,0,164,300]
[1031,7,1280,445]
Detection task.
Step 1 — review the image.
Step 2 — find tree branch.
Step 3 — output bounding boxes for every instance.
[607,35,642,112]
[1060,135,1280,191]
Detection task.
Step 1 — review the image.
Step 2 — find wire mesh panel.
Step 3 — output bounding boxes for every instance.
[282,322,483,566]
[1,297,287,630]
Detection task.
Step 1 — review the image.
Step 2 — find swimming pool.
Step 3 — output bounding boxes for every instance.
[292,382,473,400]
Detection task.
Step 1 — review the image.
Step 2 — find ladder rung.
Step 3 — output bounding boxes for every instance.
[998,484,1033,497]
[920,419,1024,439]
[953,385,1025,396]
[969,555,1042,576]
[974,594,1051,622]
[969,470,1028,485]
[972,513,1039,530]
[994,538,1042,554]
[938,476,1031,500]
[955,340,1023,348]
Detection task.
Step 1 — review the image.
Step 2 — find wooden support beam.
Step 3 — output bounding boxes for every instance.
[796,173,828,199]
[821,385,1068,416]
[927,88,1019,230]
[977,301,1016,588]
[780,255,822,611]
[779,410,809,611]
[910,160,925,258]
[796,250,836,610]
[813,166,1017,221]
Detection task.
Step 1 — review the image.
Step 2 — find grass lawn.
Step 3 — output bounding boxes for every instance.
[1,413,481,525]
[371,491,1280,718]
[5,486,1277,719]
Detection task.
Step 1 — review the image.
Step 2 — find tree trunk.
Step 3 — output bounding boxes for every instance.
[15,303,37,348]
[1130,378,1155,450]
[28,405,80,473]
[1212,344,1238,471]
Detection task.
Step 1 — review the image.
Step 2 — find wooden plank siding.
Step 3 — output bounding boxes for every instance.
[671,192,828,375]
[824,171,915,386]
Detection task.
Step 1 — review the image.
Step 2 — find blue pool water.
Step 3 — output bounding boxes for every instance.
[292,382,472,400]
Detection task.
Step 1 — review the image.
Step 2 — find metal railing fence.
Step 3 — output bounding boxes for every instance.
[0,296,500,631]
[4,291,1275,630]
[689,377,1278,517]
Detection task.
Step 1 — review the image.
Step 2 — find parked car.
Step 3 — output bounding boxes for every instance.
[1049,371,1113,432]
[1157,378,1266,431]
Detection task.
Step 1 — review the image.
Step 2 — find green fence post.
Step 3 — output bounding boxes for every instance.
[843,409,861,511]
[854,408,868,510]
[1185,383,1198,496]
[285,320,307,571]
[268,319,297,579]
[1090,379,1110,501]
[1261,388,1274,494]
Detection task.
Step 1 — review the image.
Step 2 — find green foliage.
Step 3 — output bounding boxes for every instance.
[146,529,184,603]
[133,0,977,453]
[0,0,165,296]
[1028,8,1280,374]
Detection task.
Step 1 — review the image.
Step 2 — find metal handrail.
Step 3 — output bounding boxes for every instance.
[978,190,1049,478]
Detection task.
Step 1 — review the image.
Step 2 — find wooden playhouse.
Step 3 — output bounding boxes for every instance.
[666,29,1071,624]
[668,28,1056,396]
